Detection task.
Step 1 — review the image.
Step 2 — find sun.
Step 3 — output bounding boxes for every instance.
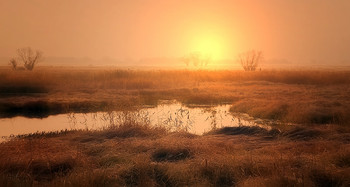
[190,32,226,60]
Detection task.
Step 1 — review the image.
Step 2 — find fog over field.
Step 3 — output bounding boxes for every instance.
[1,1,350,186]
[1,0,350,68]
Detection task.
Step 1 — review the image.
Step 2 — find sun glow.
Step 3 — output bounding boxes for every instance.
[190,32,228,60]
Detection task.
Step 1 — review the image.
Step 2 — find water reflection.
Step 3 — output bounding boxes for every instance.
[1,101,268,140]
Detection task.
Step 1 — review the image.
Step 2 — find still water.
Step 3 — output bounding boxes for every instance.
[0,101,268,140]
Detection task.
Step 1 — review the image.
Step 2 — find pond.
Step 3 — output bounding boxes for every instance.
[0,101,271,141]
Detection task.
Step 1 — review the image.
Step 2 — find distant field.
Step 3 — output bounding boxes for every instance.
[1,66,349,125]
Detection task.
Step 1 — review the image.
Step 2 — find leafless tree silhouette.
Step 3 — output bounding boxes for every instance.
[238,50,263,71]
[15,47,43,71]
[182,52,211,68]
[9,58,18,70]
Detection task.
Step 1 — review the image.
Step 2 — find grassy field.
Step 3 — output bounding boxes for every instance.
[1,67,350,186]
[0,121,349,186]
[1,67,350,124]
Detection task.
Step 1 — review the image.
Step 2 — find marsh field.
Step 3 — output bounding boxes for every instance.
[1,67,350,186]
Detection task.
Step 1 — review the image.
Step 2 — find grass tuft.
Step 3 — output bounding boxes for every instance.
[334,152,350,168]
[309,169,343,187]
[120,162,175,186]
[200,163,236,187]
[152,148,191,162]
[282,127,322,141]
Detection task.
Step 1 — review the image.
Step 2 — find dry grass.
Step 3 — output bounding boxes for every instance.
[1,67,350,125]
[1,67,350,185]
[0,122,349,186]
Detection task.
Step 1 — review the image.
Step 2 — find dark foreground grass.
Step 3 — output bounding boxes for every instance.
[1,122,349,186]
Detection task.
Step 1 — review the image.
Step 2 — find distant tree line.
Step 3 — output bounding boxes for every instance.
[181,50,263,71]
[182,52,211,68]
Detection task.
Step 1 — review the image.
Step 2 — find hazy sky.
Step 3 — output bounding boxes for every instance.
[1,0,350,64]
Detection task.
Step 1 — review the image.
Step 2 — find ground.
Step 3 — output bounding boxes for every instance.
[0,67,350,186]
[1,124,349,186]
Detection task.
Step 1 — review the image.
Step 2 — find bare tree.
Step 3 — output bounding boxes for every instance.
[9,58,18,70]
[238,50,263,71]
[16,47,43,71]
[182,52,211,68]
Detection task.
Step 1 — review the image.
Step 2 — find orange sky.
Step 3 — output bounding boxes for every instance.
[1,0,350,65]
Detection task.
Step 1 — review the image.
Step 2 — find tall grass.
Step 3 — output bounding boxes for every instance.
[1,67,350,185]
[1,68,350,91]
[0,118,349,186]
[1,67,350,125]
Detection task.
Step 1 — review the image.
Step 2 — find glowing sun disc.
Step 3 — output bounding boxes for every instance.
[190,33,226,60]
